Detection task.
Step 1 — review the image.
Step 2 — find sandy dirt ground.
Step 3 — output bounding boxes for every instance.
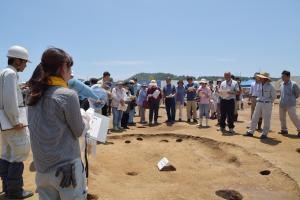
[1,102,300,200]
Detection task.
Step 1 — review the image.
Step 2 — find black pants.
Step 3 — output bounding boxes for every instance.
[165,98,176,121]
[0,159,24,196]
[121,112,129,128]
[220,99,235,129]
[102,104,108,116]
[149,100,160,123]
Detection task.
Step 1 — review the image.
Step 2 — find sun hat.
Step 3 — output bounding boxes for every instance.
[257,72,271,81]
[199,78,207,84]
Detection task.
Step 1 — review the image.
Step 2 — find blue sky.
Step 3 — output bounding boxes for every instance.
[1,0,299,81]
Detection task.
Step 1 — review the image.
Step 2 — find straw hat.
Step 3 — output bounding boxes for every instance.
[257,72,271,81]
[199,78,207,84]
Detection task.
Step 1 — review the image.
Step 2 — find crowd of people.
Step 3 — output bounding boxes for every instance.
[0,45,299,199]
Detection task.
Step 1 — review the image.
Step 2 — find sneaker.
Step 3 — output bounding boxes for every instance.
[279,130,288,135]
[178,118,182,122]
[260,135,268,139]
[193,119,198,123]
[127,122,136,126]
[187,119,191,123]
[5,190,33,199]
[149,122,153,126]
[244,131,253,137]
[154,121,158,125]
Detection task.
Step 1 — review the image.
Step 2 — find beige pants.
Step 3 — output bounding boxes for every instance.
[279,106,300,132]
[0,128,30,162]
[186,101,197,120]
[176,102,184,119]
[249,102,273,136]
[36,158,87,200]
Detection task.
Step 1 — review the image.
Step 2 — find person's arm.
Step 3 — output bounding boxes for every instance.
[3,72,21,126]
[69,79,98,100]
[271,85,277,102]
[293,83,300,99]
[63,91,85,138]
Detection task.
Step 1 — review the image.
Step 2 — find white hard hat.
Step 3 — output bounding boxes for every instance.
[7,45,31,62]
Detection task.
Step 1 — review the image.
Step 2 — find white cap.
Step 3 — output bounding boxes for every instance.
[7,45,30,62]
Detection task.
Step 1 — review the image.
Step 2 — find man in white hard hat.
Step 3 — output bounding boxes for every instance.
[0,45,33,199]
[245,72,276,139]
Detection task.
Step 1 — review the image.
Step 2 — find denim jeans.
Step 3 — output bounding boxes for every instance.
[199,104,210,118]
[112,107,123,128]
[128,108,135,123]
[165,98,176,121]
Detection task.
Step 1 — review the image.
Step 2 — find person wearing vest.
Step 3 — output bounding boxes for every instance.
[0,45,33,199]
[245,72,276,139]
[163,77,176,124]
[279,70,300,137]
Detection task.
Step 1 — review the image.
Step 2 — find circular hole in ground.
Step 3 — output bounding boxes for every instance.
[136,137,143,141]
[296,148,300,153]
[160,139,169,143]
[87,193,99,200]
[124,140,131,144]
[137,126,146,128]
[260,170,271,176]
[176,138,183,143]
[126,172,138,176]
[215,190,243,200]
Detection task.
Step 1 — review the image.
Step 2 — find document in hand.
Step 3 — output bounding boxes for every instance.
[152,89,161,99]
[219,90,231,98]
[0,107,28,131]
[88,112,110,143]
[117,103,128,111]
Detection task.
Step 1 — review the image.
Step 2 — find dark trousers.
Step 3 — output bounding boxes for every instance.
[149,100,160,123]
[165,98,176,121]
[102,104,108,116]
[220,99,235,129]
[121,112,129,128]
[0,159,24,196]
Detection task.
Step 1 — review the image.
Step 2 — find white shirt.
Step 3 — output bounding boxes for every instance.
[249,81,262,97]
[0,65,24,126]
[219,79,239,100]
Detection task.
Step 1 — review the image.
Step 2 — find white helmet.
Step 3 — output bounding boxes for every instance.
[7,45,30,62]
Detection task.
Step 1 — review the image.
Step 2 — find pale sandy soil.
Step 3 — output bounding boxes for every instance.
[1,103,300,200]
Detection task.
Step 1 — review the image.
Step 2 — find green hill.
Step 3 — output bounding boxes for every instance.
[127,72,258,81]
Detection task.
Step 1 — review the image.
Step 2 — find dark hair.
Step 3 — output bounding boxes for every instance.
[27,48,73,106]
[281,70,290,77]
[103,71,110,77]
[90,78,99,85]
[8,57,15,65]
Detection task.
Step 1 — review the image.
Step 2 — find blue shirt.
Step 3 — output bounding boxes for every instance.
[185,83,198,101]
[176,86,185,104]
[68,78,98,100]
[280,80,300,108]
[137,88,147,106]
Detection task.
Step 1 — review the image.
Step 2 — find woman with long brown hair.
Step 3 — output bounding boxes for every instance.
[27,48,87,199]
